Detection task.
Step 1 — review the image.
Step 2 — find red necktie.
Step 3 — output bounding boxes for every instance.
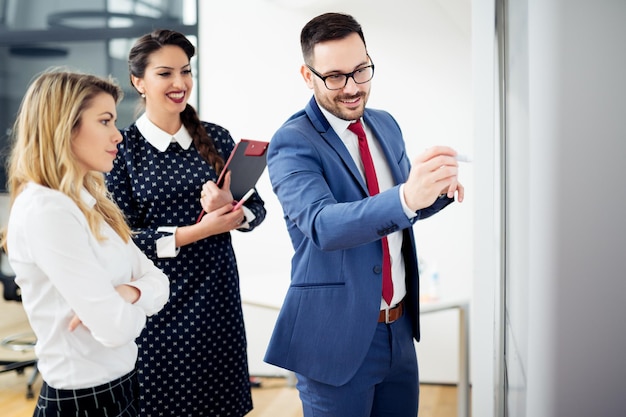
[348,120,393,305]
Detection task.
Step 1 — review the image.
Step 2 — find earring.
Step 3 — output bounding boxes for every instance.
[140,93,146,98]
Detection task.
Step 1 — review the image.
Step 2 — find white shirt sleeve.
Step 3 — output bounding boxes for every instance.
[399,184,419,219]
[124,242,170,316]
[23,201,162,348]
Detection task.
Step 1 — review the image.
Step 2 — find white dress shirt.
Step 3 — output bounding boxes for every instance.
[6,182,169,389]
[319,107,417,308]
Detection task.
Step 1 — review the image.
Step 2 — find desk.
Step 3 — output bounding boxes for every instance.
[420,299,470,417]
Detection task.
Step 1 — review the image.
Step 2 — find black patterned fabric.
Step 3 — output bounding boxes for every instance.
[106,122,266,417]
[34,371,139,417]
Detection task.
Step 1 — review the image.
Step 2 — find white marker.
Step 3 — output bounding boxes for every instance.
[231,188,255,211]
[455,153,472,163]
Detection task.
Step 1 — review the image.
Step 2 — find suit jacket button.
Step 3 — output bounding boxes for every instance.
[373,265,382,274]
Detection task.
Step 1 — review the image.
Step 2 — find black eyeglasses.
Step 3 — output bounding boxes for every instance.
[306,59,375,91]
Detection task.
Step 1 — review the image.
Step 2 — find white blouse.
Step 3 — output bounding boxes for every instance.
[6,182,169,389]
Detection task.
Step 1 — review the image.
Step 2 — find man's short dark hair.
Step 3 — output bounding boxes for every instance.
[300,12,367,65]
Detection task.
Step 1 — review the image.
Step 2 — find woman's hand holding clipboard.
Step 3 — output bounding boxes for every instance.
[196,139,268,223]
[216,139,269,200]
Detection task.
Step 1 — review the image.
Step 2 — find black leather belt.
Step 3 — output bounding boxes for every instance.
[378,300,404,324]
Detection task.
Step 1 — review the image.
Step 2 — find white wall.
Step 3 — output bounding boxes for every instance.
[471,0,500,414]
[525,1,626,416]
[473,1,626,416]
[199,0,474,383]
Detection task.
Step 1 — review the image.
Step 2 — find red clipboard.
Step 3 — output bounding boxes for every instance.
[216,139,269,200]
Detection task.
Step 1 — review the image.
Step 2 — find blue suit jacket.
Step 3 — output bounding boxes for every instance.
[264,97,453,386]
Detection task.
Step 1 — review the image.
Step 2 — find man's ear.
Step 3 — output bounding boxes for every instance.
[300,65,314,89]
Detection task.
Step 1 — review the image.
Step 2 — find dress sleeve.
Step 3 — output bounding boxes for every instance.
[105,129,174,259]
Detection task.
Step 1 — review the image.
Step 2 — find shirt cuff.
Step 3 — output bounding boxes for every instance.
[156,226,180,258]
[399,184,418,220]
[237,206,256,230]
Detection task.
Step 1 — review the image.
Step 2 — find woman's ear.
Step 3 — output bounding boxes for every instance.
[130,75,144,95]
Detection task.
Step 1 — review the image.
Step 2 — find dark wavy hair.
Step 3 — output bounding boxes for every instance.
[128,29,225,174]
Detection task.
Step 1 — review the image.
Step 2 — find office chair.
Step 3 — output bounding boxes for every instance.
[0,266,38,399]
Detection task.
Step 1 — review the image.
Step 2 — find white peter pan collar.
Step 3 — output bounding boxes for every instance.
[136,113,193,152]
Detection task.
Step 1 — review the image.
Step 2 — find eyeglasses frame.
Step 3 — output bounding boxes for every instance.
[306,57,375,91]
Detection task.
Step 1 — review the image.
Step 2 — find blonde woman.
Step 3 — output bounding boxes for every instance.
[2,69,169,417]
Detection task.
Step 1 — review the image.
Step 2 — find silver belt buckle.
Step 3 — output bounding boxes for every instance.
[385,308,391,323]
[384,307,396,324]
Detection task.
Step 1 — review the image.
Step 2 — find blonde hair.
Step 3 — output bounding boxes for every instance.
[1,69,132,248]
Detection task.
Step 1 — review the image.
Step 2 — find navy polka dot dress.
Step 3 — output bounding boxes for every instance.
[106,121,266,417]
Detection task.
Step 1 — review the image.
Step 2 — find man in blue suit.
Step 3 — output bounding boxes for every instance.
[264,12,465,417]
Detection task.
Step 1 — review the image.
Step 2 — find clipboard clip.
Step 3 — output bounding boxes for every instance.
[216,139,268,189]
[244,140,268,156]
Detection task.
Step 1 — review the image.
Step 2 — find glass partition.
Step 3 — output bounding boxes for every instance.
[0,0,198,191]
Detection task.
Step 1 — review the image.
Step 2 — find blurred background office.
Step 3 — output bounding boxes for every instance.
[1,1,625,417]
[0,0,473,388]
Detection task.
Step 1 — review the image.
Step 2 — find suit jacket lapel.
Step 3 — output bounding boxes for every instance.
[305,97,369,194]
